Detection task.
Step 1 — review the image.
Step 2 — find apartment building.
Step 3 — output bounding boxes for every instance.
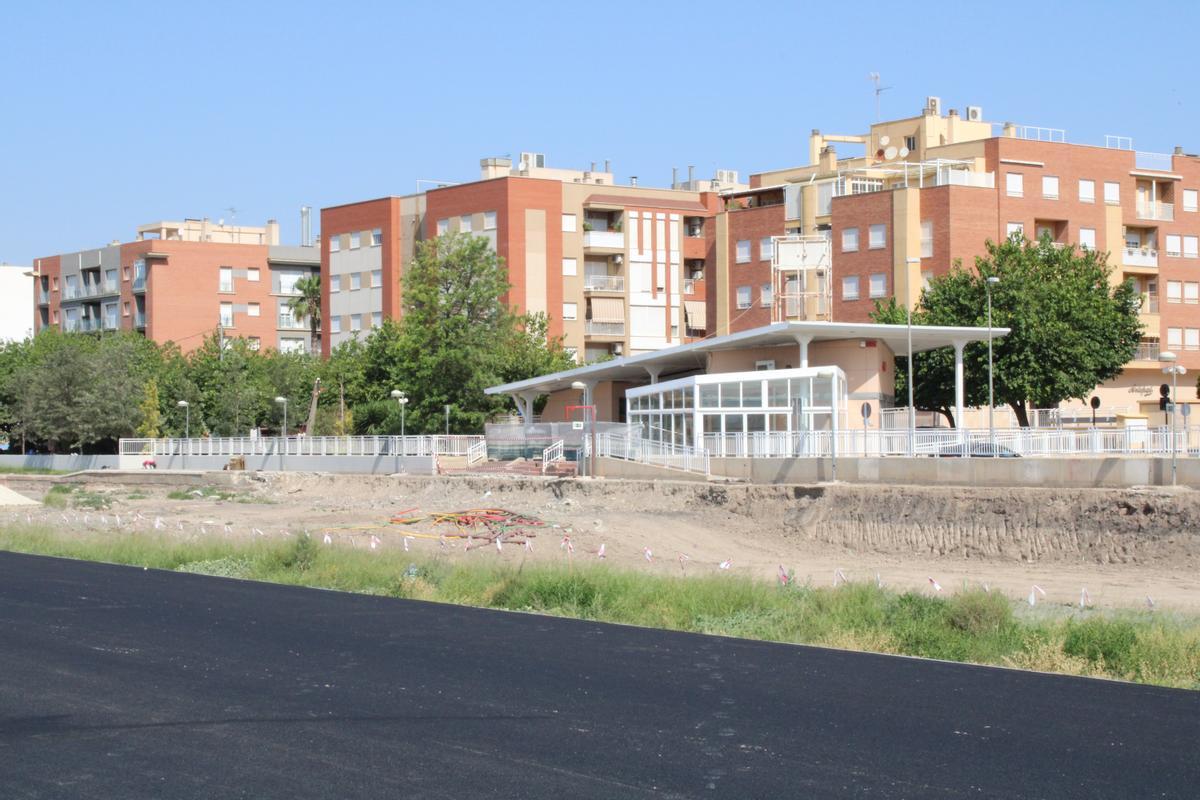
[713,98,1200,415]
[33,218,320,354]
[0,265,34,342]
[321,155,736,361]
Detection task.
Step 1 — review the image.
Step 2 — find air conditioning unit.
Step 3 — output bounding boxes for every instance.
[716,169,739,185]
[966,105,983,122]
[926,96,942,115]
[612,343,624,355]
[518,151,546,171]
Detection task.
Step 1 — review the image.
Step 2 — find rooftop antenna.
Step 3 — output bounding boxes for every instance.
[224,207,238,226]
[869,72,891,122]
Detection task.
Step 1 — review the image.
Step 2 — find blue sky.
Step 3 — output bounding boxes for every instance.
[3,0,1197,264]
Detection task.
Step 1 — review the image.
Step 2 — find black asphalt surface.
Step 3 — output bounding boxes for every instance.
[0,551,1196,799]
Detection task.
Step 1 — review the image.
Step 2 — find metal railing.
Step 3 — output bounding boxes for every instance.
[584,275,624,292]
[595,430,710,476]
[1123,247,1158,268]
[1136,201,1174,221]
[120,435,486,459]
[38,290,49,304]
[467,439,488,466]
[541,440,564,474]
[1134,342,1161,361]
[585,321,625,336]
[1136,151,1174,171]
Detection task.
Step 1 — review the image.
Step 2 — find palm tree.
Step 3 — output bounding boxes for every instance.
[287,276,321,354]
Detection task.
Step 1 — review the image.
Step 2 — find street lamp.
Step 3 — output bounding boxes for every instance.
[177,400,189,466]
[904,257,920,456]
[985,276,1000,454]
[391,390,409,471]
[571,381,595,478]
[1159,351,1187,487]
[445,404,452,437]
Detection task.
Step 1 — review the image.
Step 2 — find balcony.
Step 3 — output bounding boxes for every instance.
[584,321,625,337]
[583,274,624,293]
[1133,342,1160,362]
[277,314,307,330]
[582,230,625,250]
[683,279,696,295]
[1123,247,1159,268]
[1142,292,1160,314]
[1136,201,1174,222]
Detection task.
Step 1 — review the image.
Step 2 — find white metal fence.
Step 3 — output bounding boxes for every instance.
[120,435,486,459]
[541,440,564,474]
[596,431,711,476]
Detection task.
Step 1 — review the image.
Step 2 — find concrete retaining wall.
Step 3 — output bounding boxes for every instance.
[600,455,1200,488]
[0,454,120,472]
[115,453,437,475]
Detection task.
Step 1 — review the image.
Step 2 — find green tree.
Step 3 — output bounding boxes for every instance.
[135,378,163,438]
[873,234,1142,427]
[286,275,322,354]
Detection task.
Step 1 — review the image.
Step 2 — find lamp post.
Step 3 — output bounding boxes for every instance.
[275,395,288,453]
[445,404,451,437]
[904,257,920,457]
[985,275,1000,454]
[1159,352,1186,487]
[571,381,595,478]
[391,390,408,472]
[177,400,189,467]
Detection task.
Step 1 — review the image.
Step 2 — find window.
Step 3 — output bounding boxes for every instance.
[1104,181,1120,205]
[372,311,382,327]
[280,338,305,354]
[760,283,772,307]
[920,220,933,258]
[1006,172,1023,197]
[460,215,472,234]
[370,269,382,288]
[564,346,579,363]
[562,302,577,321]
[437,219,449,235]
[1166,234,1182,256]
[1079,179,1095,203]
[247,268,260,282]
[1168,327,1183,349]
[755,360,776,371]
[1188,328,1200,351]
[219,267,233,292]
[219,302,233,328]
[1186,236,1200,259]
[562,257,577,276]
[1186,282,1199,304]
[1079,228,1096,250]
[869,273,887,298]
[868,224,887,249]
[123,266,130,281]
[1168,280,1182,303]
[841,227,859,253]
[1185,189,1198,213]
[1006,222,1024,238]
[760,237,774,261]
[561,213,577,233]
[736,286,752,309]
[1042,175,1060,199]
[247,337,261,351]
[905,135,917,152]
[350,314,362,332]
[922,270,934,290]
[330,275,341,292]
[349,231,361,249]
[330,316,342,334]
[330,235,341,253]
[350,273,361,291]
[371,228,382,246]
[123,302,130,317]
[735,240,751,263]
[484,211,497,230]
[842,276,859,300]
[247,303,260,317]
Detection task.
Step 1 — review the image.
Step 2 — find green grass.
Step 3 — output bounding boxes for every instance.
[41,485,112,510]
[0,524,1196,689]
[165,486,267,504]
[0,465,69,475]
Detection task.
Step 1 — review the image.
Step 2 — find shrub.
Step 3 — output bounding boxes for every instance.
[491,572,599,614]
[1063,617,1138,673]
[948,590,1015,636]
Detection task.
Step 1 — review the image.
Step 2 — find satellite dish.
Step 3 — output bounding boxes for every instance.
[884,146,898,160]
[899,147,910,158]
[879,135,890,146]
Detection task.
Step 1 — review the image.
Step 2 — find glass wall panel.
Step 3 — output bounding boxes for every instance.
[700,384,719,408]
[743,380,762,407]
[719,383,741,407]
[767,380,788,406]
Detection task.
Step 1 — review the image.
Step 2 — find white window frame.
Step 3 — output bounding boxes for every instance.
[330,275,341,292]
[219,267,233,293]
[1186,236,1200,259]
[841,227,859,253]
[350,313,362,332]
[371,269,382,288]
[1006,222,1024,238]
[219,302,234,328]
[920,220,933,258]
[1188,328,1200,351]
[1166,234,1182,257]
[561,213,577,233]
[371,228,382,246]
[437,219,449,236]
[1006,172,1023,198]
[460,215,472,234]
[247,302,260,317]
[1042,175,1060,200]
[1184,189,1198,213]
[1079,228,1096,250]
[736,286,752,309]
[735,240,751,264]
[868,224,886,250]
[562,257,577,276]
[484,210,497,230]
[760,283,772,307]
[1167,280,1182,303]
[247,268,260,282]
[1078,179,1095,204]
[349,231,361,249]
[562,302,577,321]
[350,273,362,291]
[330,235,341,253]
[759,237,774,261]
[330,316,342,334]
[1185,282,1199,304]
[1168,327,1183,349]
[868,273,887,298]
[1104,181,1120,205]
[842,276,860,300]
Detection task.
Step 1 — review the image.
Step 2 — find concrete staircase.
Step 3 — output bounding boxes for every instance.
[440,456,577,478]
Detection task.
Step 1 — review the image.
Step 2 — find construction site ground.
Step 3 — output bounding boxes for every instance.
[2,470,1198,613]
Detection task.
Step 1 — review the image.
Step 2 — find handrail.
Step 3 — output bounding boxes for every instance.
[467,440,488,466]
[541,440,564,474]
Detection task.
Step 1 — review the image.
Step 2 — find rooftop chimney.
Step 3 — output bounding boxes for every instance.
[301,206,312,247]
[1175,146,1185,156]
[688,165,695,187]
[604,159,611,173]
[630,176,638,187]
[672,167,678,189]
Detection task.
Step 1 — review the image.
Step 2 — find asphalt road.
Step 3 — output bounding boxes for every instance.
[0,551,1196,799]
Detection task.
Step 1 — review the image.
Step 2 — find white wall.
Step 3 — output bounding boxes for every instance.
[0,266,33,342]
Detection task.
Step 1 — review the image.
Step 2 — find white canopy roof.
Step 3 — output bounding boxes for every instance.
[487,320,1010,397]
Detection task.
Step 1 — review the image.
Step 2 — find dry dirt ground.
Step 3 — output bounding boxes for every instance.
[4,471,1199,612]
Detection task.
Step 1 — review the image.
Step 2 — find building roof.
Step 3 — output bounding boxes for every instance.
[584,194,709,212]
[486,320,1011,396]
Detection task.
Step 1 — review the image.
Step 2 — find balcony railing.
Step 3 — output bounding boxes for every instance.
[38,290,49,304]
[1133,342,1160,361]
[683,279,696,294]
[1143,293,1160,314]
[104,316,119,330]
[278,315,307,330]
[583,275,624,292]
[134,312,146,328]
[1136,151,1174,171]
[584,321,625,336]
[132,276,146,292]
[1136,201,1174,221]
[582,230,625,249]
[1123,247,1158,268]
